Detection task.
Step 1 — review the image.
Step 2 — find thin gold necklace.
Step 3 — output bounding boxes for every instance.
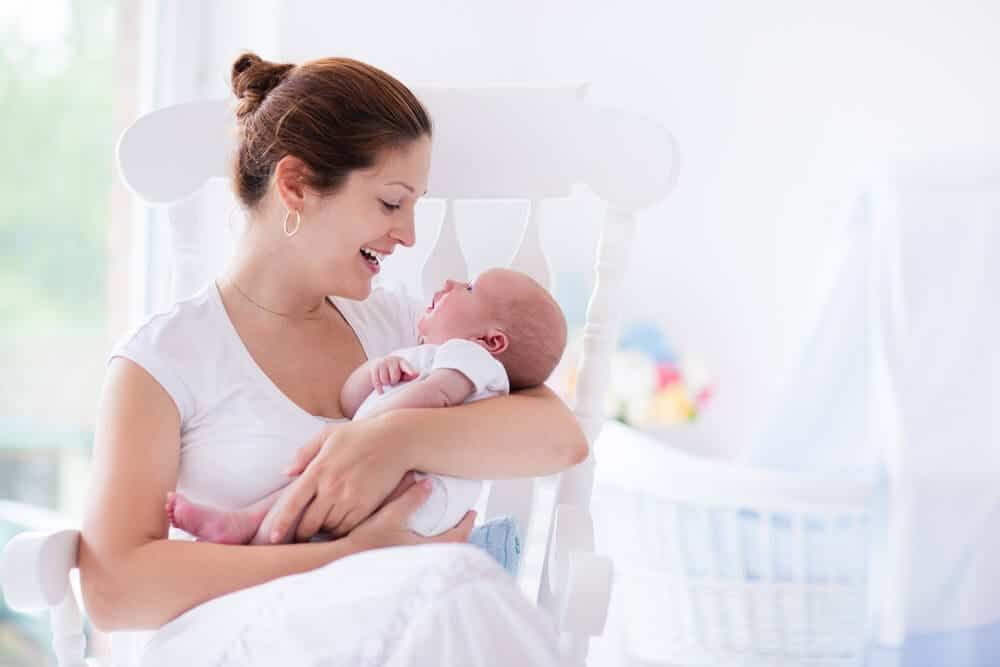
[222,278,328,321]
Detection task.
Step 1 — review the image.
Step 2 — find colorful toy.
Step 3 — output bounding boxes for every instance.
[557,320,714,427]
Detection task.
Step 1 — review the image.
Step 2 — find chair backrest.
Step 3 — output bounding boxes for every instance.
[4,83,677,666]
[118,79,677,589]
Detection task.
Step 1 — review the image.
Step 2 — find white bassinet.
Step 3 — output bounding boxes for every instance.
[594,418,876,666]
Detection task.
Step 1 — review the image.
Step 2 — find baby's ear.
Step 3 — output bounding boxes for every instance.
[478,329,509,355]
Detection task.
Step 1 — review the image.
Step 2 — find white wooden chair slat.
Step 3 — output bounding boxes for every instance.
[420,199,468,305]
[508,200,553,292]
[1,84,679,666]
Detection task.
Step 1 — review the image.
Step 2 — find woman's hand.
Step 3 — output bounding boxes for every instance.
[271,420,411,542]
[347,475,476,552]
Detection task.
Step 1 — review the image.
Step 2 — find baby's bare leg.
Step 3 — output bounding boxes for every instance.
[166,490,280,544]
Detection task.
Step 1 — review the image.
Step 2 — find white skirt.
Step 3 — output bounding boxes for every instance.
[130,543,559,667]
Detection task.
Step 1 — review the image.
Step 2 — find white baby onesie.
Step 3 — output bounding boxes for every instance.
[354,338,510,536]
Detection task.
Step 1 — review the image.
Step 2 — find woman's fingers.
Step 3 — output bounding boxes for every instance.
[322,502,350,537]
[381,471,417,508]
[385,478,432,522]
[269,478,317,543]
[329,507,362,538]
[284,432,324,476]
[435,510,476,543]
[296,494,335,541]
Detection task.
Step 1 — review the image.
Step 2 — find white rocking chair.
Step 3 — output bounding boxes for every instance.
[1,84,678,666]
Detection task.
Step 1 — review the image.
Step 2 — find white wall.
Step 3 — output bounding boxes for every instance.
[175,0,1000,455]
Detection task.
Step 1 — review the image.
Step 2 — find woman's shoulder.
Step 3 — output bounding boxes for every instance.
[108,284,224,422]
[113,283,222,354]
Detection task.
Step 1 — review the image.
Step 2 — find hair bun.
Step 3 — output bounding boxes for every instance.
[231,52,294,120]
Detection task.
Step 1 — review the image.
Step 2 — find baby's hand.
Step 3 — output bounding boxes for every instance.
[370,355,418,394]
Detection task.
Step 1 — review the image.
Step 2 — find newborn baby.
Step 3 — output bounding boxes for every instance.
[167,268,568,575]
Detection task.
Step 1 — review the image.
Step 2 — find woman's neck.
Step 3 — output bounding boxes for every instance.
[224,229,329,320]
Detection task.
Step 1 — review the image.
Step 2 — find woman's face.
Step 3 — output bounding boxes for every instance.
[297,135,431,300]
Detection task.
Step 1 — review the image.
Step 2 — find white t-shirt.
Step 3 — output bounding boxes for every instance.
[354,339,510,536]
[110,282,424,512]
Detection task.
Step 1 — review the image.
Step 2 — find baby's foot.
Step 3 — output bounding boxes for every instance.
[165,492,265,545]
[469,516,521,576]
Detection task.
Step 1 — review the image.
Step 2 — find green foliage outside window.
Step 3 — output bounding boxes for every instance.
[1,3,119,661]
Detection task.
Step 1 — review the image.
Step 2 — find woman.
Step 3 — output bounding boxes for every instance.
[79,52,586,664]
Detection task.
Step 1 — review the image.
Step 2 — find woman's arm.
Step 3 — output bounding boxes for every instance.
[276,383,587,540]
[385,382,588,478]
[79,360,362,630]
[80,360,380,631]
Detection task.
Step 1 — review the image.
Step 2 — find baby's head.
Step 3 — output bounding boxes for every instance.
[417,268,567,390]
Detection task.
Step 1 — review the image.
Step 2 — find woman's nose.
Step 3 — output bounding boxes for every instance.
[392,210,416,248]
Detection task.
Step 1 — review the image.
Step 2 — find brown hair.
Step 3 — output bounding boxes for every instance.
[229,52,432,208]
[492,272,568,391]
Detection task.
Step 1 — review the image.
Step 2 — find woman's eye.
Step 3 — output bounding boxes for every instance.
[381,201,401,212]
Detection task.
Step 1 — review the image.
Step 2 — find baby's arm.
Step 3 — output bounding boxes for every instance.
[359,368,475,419]
[360,368,482,536]
[341,355,420,418]
[340,359,379,419]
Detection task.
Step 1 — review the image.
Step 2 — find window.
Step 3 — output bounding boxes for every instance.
[1,0,124,662]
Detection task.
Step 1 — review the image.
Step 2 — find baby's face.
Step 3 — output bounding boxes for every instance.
[417,268,523,345]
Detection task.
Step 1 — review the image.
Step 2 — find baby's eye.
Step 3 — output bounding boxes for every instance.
[466,283,473,291]
[381,201,401,211]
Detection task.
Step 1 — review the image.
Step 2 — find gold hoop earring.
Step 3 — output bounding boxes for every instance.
[283,209,302,237]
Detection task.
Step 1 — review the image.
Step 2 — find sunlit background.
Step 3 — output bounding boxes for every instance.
[0,0,119,661]
[2,1,999,664]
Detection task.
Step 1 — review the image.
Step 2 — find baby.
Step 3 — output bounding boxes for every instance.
[167,268,568,575]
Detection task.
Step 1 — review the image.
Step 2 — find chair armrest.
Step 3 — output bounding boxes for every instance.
[544,503,613,637]
[2,528,81,611]
[1,502,89,666]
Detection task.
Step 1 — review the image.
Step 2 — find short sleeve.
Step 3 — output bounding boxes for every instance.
[109,314,197,425]
[431,339,510,396]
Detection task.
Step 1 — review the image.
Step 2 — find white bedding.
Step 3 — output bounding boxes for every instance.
[122,543,559,667]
